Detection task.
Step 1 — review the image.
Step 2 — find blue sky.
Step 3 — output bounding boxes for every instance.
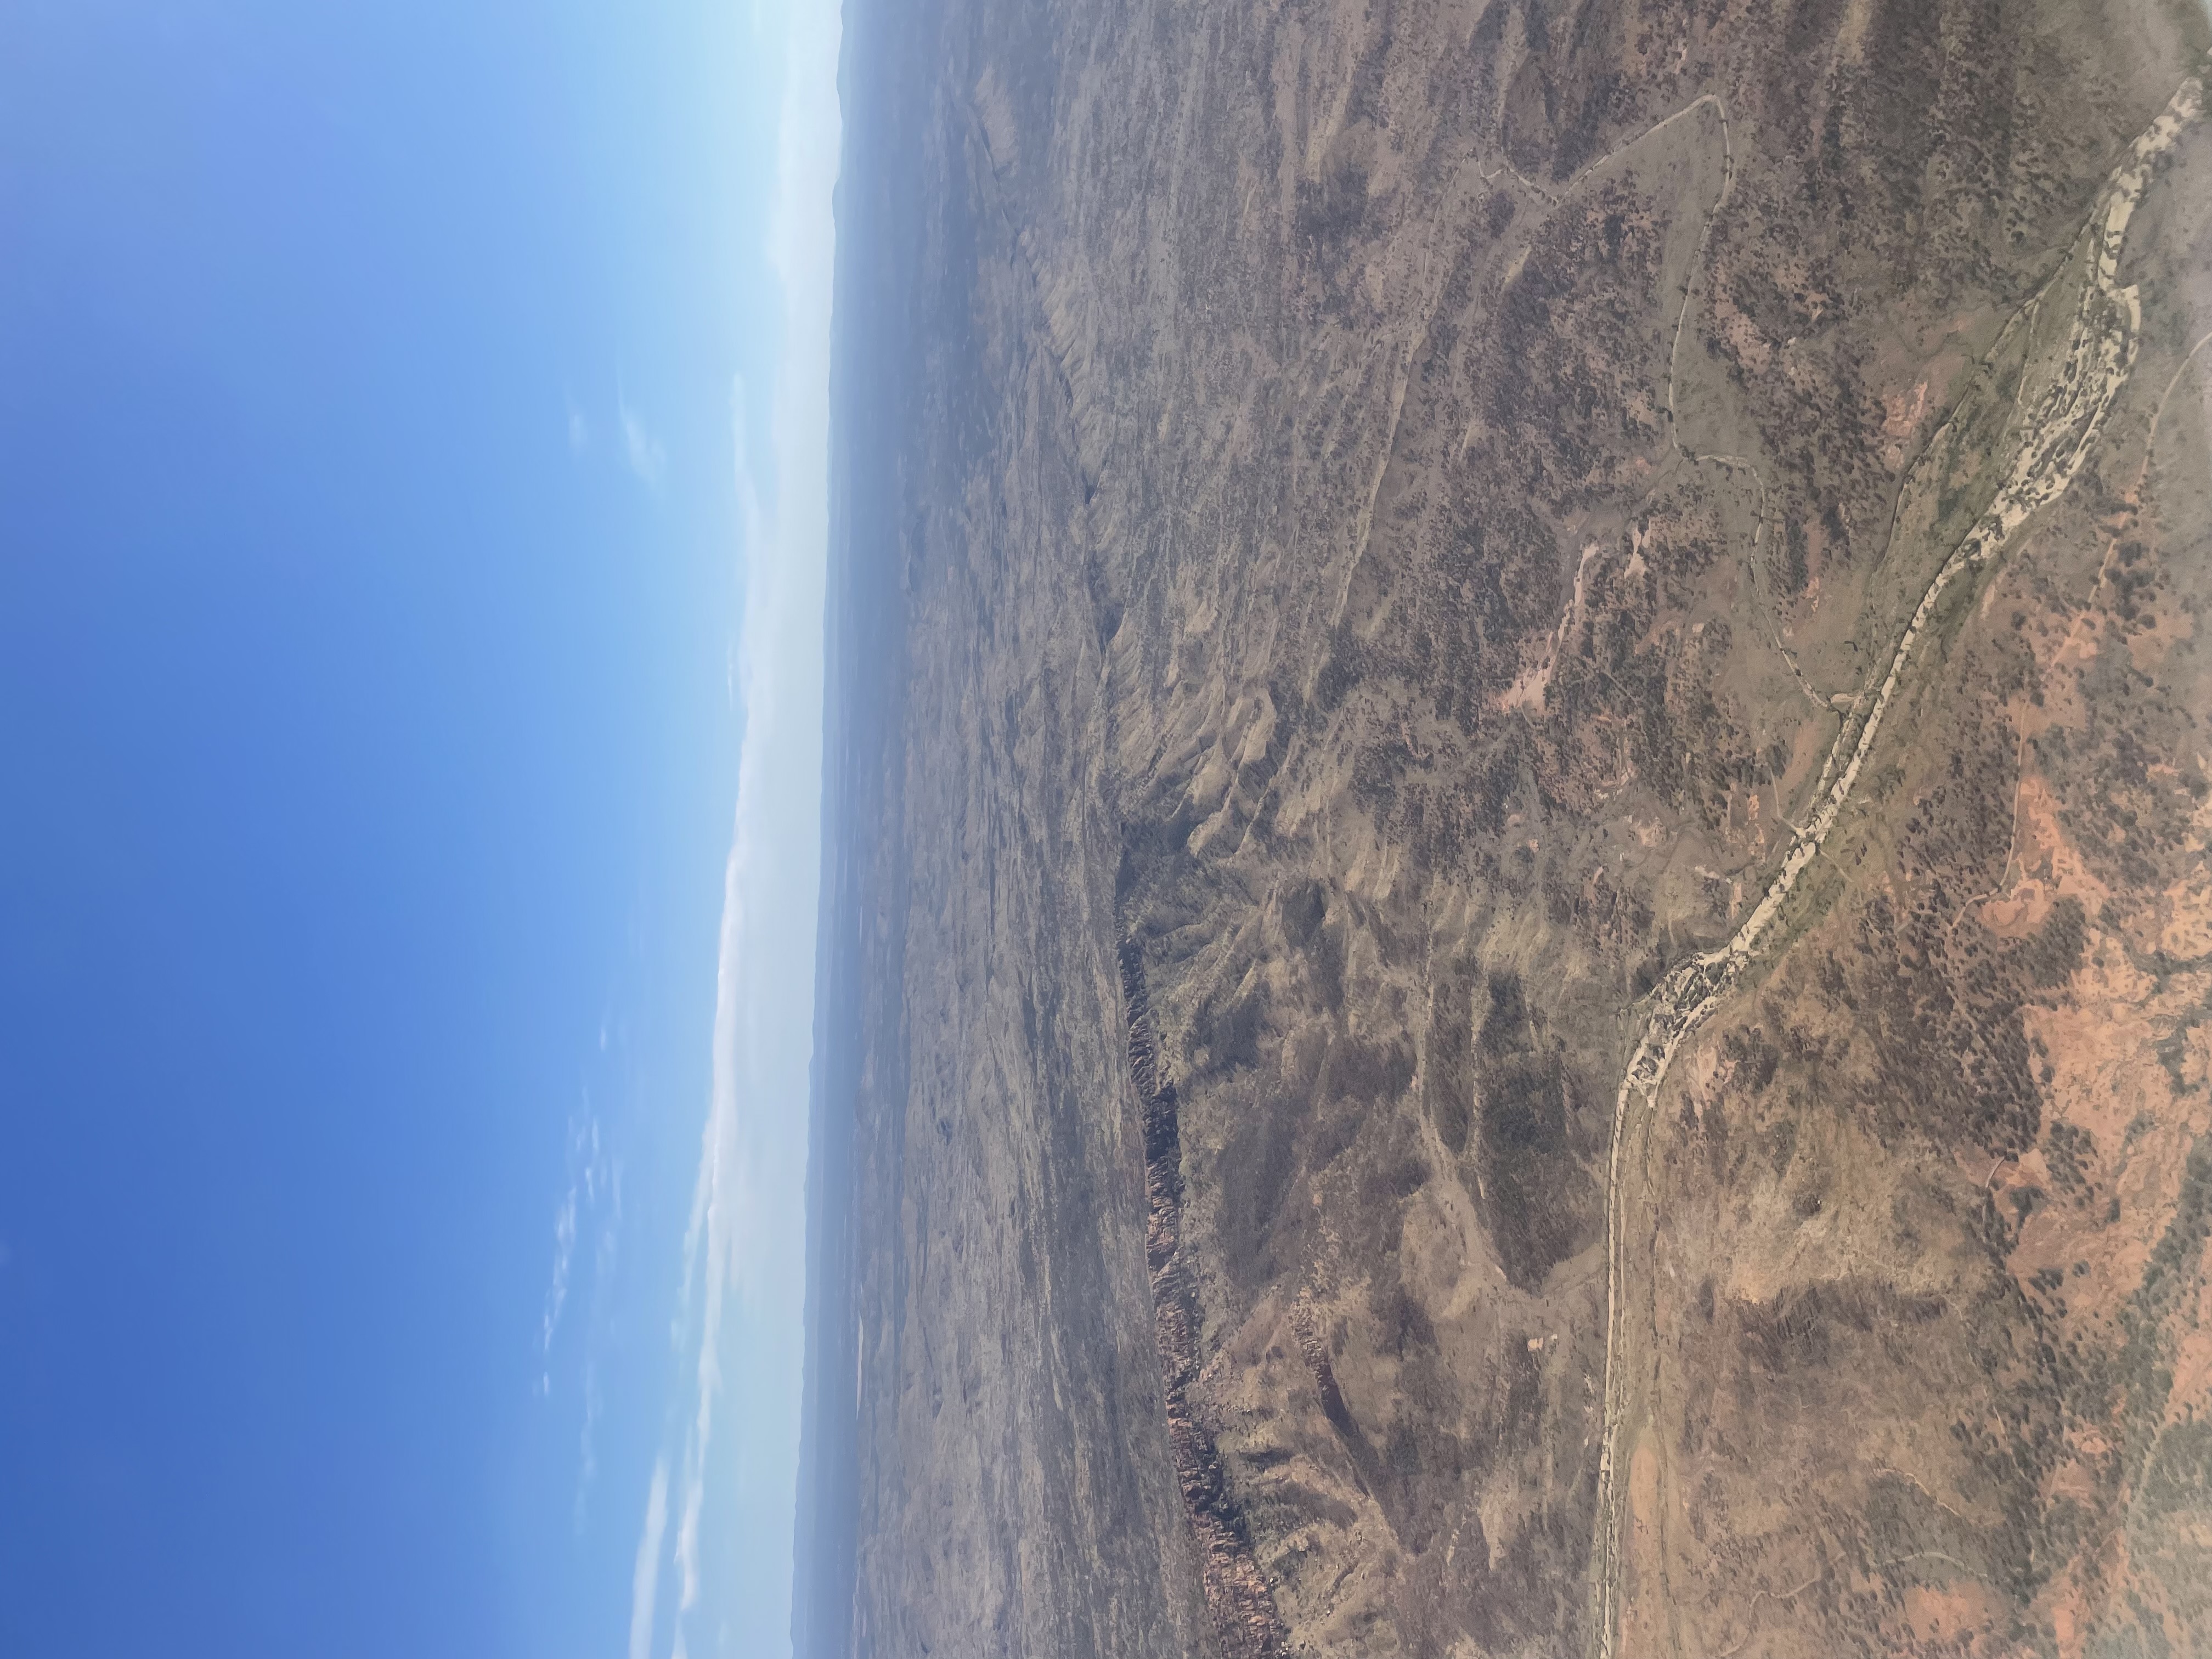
[0,4,835,1656]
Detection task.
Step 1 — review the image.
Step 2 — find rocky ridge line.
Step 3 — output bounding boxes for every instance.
[1120,935,1289,1659]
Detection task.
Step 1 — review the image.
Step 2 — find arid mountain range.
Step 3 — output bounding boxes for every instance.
[798,2,2212,1655]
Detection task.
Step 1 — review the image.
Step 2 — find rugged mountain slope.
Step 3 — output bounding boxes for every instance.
[803,2,2212,1655]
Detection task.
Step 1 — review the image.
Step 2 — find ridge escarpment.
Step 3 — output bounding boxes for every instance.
[1120,932,1291,1659]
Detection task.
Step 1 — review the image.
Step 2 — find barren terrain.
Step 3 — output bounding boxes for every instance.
[798,2,2212,1655]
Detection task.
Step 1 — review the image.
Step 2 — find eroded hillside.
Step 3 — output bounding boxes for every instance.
[807,1,2212,1654]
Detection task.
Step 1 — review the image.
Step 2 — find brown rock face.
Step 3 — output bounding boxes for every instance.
[798,2,2212,1656]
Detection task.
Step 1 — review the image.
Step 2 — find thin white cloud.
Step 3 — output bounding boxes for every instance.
[620,397,668,491]
[653,4,839,1652]
[567,397,591,454]
[657,385,775,1641]
[573,1153,621,1530]
[656,393,790,1655]
[540,1107,605,1391]
[540,1094,621,1535]
[573,1358,602,1536]
[627,1457,669,1659]
[670,807,749,1631]
[541,1189,577,1369]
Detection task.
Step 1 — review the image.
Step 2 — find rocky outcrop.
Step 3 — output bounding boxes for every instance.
[1122,936,1289,1659]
